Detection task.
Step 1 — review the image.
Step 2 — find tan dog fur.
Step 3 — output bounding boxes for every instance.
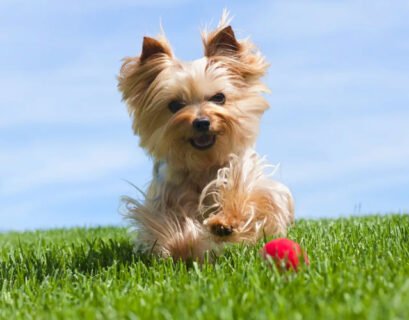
[118,12,294,261]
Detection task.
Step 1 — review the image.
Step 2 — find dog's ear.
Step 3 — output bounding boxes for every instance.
[118,35,173,103]
[202,20,268,83]
[140,36,172,62]
[204,26,240,57]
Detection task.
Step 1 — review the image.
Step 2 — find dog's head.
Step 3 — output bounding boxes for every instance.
[118,14,269,173]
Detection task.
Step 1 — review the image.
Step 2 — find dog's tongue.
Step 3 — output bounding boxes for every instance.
[194,135,212,147]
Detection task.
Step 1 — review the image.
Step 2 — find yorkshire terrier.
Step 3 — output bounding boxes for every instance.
[118,12,294,261]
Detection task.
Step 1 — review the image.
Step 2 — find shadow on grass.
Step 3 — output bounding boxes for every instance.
[1,235,224,285]
[0,237,155,284]
[2,230,269,285]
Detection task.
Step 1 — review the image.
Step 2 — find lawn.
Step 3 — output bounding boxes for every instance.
[1,215,408,319]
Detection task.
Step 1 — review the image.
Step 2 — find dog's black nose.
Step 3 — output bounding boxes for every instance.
[192,117,211,132]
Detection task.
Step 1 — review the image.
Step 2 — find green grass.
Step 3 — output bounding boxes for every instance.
[1,215,409,320]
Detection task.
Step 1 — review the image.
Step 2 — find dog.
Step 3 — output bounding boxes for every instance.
[118,12,294,261]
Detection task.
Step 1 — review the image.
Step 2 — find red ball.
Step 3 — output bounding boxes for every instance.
[262,238,309,271]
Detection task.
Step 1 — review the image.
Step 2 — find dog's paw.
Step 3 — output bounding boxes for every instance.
[204,215,235,237]
[210,224,233,237]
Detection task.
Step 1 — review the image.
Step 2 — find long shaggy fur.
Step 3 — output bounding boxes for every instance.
[118,12,294,261]
[200,150,294,243]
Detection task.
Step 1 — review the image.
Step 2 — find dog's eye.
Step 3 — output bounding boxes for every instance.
[168,100,186,113]
[209,93,225,105]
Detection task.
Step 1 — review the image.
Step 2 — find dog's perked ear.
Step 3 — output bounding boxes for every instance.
[204,25,240,57]
[140,36,172,62]
[202,17,269,83]
[118,35,173,104]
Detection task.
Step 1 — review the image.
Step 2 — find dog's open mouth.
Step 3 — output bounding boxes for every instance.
[190,134,216,150]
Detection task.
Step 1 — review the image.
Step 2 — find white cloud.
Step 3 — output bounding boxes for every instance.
[295,170,409,218]
[236,0,409,40]
[260,106,409,183]
[0,0,191,12]
[0,57,125,128]
[1,0,409,230]
[0,140,147,195]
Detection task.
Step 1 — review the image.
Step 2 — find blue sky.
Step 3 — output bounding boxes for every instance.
[1,0,408,230]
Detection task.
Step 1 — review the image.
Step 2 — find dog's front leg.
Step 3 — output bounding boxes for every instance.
[201,150,294,243]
